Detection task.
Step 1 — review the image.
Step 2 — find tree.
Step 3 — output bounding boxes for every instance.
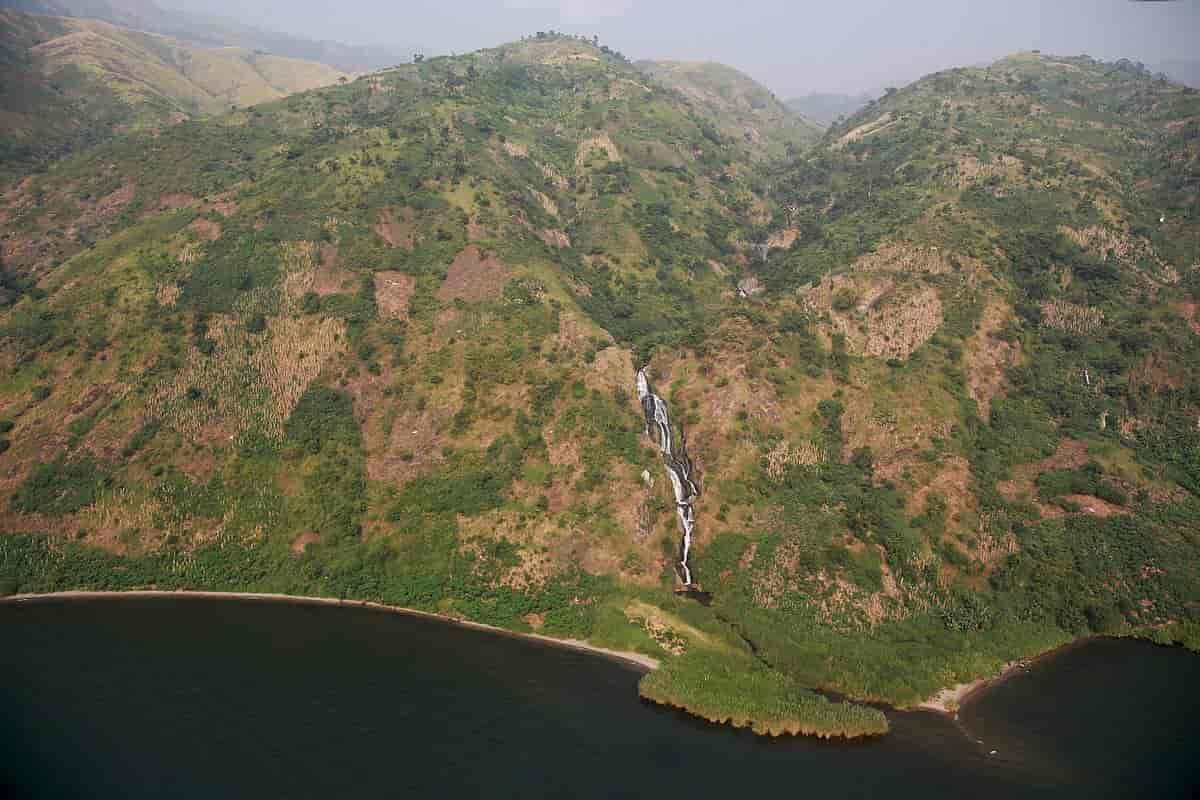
[413,53,424,64]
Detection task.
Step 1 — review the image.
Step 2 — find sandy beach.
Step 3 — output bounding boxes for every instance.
[917,639,1096,714]
[917,664,1024,715]
[0,590,661,671]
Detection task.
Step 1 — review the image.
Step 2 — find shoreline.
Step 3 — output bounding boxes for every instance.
[0,590,661,672]
[915,638,1094,716]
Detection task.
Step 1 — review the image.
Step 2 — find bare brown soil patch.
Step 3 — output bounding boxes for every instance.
[364,401,449,485]
[530,189,558,218]
[539,229,571,248]
[575,133,620,168]
[1060,495,1126,517]
[373,207,416,250]
[836,112,897,148]
[767,228,799,250]
[152,194,198,213]
[188,217,221,241]
[312,244,353,295]
[291,532,320,553]
[68,383,109,415]
[1181,295,1200,335]
[1129,348,1182,393]
[586,346,634,396]
[997,439,1091,512]
[954,154,1024,189]
[71,183,135,236]
[437,246,509,303]
[205,193,237,218]
[906,457,975,526]
[502,140,529,158]
[965,300,1020,418]
[374,271,416,320]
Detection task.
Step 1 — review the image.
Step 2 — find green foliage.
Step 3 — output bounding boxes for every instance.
[123,420,162,458]
[388,439,521,520]
[284,386,365,543]
[640,647,888,738]
[13,457,107,515]
[1035,462,1127,506]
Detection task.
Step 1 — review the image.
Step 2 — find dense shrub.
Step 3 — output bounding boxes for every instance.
[13,457,107,515]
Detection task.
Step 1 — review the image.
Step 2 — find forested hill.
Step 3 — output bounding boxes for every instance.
[635,59,822,159]
[1,40,1198,738]
[0,10,348,179]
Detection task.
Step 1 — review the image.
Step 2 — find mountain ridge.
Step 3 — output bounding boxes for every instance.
[0,9,348,179]
[636,58,821,159]
[1,38,1198,737]
[0,0,417,70]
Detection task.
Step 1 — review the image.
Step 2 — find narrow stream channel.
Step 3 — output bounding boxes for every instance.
[637,367,699,587]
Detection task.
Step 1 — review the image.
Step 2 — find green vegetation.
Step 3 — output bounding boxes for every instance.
[13,457,107,515]
[640,648,888,738]
[0,9,347,179]
[1,39,1199,740]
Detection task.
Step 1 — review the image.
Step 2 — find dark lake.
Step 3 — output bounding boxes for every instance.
[2,596,1198,799]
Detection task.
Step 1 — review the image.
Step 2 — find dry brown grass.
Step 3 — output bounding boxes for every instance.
[156,283,181,307]
[149,313,346,441]
[530,189,558,218]
[575,133,621,169]
[501,140,529,158]
[836,283,943,360]
[954,154,1024,189]
[279,240,320,307]
[539,229,571,248]
[835,112,897,148]
[764,440,823,481]
[964,299,1020,418]
[1040,300,1103,334]
[1059,225,1178,285]
[254,316,346,436]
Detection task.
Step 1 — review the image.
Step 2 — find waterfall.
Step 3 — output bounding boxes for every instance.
[637,367,699,588]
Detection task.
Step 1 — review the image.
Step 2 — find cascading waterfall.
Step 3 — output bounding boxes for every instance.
[637,367,699,588]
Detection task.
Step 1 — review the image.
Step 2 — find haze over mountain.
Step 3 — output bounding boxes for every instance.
[0,0,418,70]
[785,92,880,128]
[0,9,348,179]
[154,0,1200,97]
[1,2,1199,741]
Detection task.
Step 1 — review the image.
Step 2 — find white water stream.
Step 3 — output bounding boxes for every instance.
[637,367,699,587]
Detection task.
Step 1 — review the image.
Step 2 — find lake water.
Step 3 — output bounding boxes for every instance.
[2,597,1197,799]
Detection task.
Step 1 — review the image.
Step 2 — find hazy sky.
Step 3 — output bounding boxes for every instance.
[160,0,1200,95]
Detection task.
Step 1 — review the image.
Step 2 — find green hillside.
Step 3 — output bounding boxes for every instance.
[0,0,414,70]
[637,59,821,159]
[1,40,1199,738]
[0,10,348,179]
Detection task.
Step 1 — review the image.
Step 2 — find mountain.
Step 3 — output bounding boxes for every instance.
[1,40,1198,738]
[1155,58,1200,89]
[0,9,347,179]
[0,0,416,71]
[784,90,878,127]
[636,59,821,159]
